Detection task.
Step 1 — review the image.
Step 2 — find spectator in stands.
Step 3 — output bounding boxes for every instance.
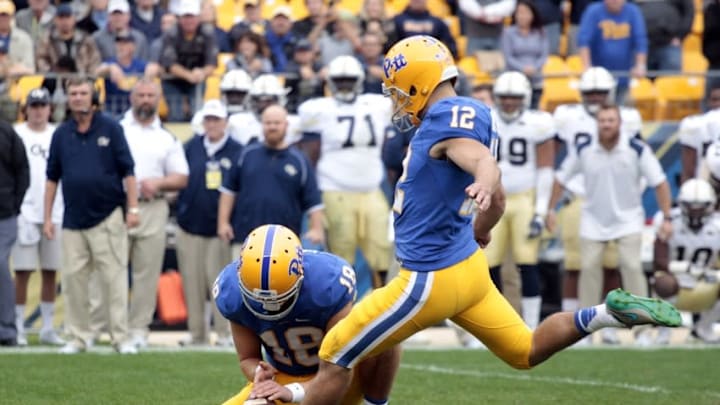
[14,0,55,43]
[119,78,189,349]
[567,0,595,55]
[217,104,324,253]
[459,0,515,54]
[76,0,109,35]
[93,0,149,61]
[395,0,457,58]
[284,39,325,113]
[359,0,398,53]
[317,9,362,67]
[45,77,138,354]
[176,99,241,346]
[533,0,562,55]
[501,0,548,108]
[357,31,385,94]
[228,0,266,45]
[547,104,671,319]
[145,11,176,78]
[200,0,231,53]
[703,0,720,95]
[94,33,148,118]
[12,88,65,347]
[292,0,330,40]
[0,0,35,122]
[637,0,694,72]
[577,0,648,104]
[130,0,164,43]
[159,0,217,121]
[0,119,29,347]
[36,3,102,75]
[226,30,273,78]
[265,6,297,73]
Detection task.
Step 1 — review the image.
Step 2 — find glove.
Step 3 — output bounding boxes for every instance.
[527,214,544,239]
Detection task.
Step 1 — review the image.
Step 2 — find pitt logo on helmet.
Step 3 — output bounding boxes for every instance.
[383,54,408,79]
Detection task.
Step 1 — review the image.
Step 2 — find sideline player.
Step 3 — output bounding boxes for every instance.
[213,224,399,404]
[298,35,682,404]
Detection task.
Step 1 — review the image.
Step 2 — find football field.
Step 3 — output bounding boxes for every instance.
[1,346,718,404]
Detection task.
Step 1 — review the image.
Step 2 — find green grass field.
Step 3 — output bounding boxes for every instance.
[1,347,718,404]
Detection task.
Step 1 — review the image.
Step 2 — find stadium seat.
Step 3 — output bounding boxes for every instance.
[214,52,234,76]
[683,34,702,53]
[94,77,106,105]
[455,35,467,59]
[682,52,709,74]
[9,74,44,104]
[565,55,584,75]
[335,0,363,15]
[691,12,703,35]
[457,56,480,78]
[628,78,657,121]
[215,0,244,31]
[542,55,569,78]
[387,0,409,15]
[427,0,450,17]
[204,75,221,101]
[655,76,704,120]
[445,15,461,39]
[539,77,580,113]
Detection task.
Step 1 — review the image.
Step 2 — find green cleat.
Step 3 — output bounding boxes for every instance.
[605,288,682,327]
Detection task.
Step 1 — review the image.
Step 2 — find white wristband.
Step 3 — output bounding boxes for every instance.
[285,382,305,402]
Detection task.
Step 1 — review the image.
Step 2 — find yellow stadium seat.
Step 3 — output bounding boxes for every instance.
[445,15,461,39]
[683,34,702,53]
[539,78,580,113]
[204,75,222,101]
[9,74,45,104]
[215,0,245,31]
[628,78,656,121]
[214,52,234,76]
[682,52,708,74]
[566,55,584,75]
[387,0,409,16]
[692,12,703,35]
[455,35,467,59]
[94,77,106,105]
[335,0,363,15]
[427,0,450,17]
[542,55,569,78]
[457,56,480,79]
[655,76,704,120]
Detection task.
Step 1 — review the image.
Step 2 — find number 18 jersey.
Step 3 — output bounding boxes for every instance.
[214,251,356,376]
[299,94,392,192]
[393,97,497,272]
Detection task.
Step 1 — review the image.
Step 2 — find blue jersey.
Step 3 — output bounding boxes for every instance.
[392,97,497,271]
[214,250,356,376]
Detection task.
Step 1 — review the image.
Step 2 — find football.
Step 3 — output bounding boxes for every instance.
[653,273,679,298]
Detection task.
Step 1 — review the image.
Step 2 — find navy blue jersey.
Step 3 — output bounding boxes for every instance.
[214,250,356,376]
[392,97,497,271]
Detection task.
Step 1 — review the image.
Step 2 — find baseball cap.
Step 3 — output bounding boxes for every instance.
[0,0,15,15]
[200,99,227,119]
[108,0,130,13]
[295,38,312,52]
[27,88,51,106]
[56,3,74,17]
[115,32,135,42]
[177,0,200,16]
[271,5,292,19]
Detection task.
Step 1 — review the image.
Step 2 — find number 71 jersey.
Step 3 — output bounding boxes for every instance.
[214,250,357,376]
[299,94,392,191]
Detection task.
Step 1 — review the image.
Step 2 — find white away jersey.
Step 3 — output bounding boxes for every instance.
[653,208,720,269]
[15,122,63,224]
[494,109,555,194]
[191,110,302,146]
[678,113,710,177]
[299,94,392,191]
[553,104,642,196]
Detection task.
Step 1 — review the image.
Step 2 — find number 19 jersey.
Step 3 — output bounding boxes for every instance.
[299,94,392,191]
[393,97,497,272]
[214,251,356,376]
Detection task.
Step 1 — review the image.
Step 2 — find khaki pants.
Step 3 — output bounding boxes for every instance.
[579,233,647,307]
[177,228,231,344]
[62,208,128,347]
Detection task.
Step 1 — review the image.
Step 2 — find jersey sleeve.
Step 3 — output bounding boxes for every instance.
[424,98,495,149]
[620,108,643,139]
[213,262,244,322]
[308,253,356,321]
[552,105,571,143]
[678,115,704,149]
[298,99,325,141]
[532,111,556,144]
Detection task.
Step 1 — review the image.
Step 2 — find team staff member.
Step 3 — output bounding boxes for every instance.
[217,104,324,254]
[120,78,189,348]
[44,76,139,354]
[176,99,241,346]
[0,117,30,347]
[12,88,65,346]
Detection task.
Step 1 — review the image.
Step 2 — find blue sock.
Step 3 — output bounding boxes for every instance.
[574,304,624,336]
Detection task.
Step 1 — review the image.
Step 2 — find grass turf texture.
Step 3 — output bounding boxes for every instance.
[1,348,718,404]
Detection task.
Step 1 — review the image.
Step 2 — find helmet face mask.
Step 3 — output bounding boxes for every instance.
[579,67,616,115]
[382,83,414,132]
[223,90,249,113]
[492,71,531,122]
[327,55,365,103]
[249,74,288,116]
[221,69,253,114]
[677,179,717,232]
[237,225,304,321]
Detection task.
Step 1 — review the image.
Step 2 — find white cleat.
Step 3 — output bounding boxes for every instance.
[16,332,27,347]
[59,341,86,354]
[39,329,66,346]
[116,341,138,354]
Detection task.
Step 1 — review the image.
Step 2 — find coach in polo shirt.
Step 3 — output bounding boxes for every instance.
[176,99,241,346]
[547,104,672,308]
[120,78,188,348]
[44,76,139,354]
[217,104,324,251]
